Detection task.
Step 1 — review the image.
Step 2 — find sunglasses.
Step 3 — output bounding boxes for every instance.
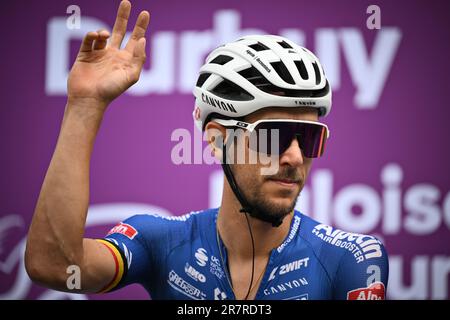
[212,118,330,158]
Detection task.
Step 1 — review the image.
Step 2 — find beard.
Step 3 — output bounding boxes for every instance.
[249,189,299,224]
[232,164,303,225]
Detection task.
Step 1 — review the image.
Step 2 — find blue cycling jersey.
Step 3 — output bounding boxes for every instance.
[98,208,388,300]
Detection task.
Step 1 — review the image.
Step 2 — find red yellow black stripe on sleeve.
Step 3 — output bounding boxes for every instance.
[96,239,128,293]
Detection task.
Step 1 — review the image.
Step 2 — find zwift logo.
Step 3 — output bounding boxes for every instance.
[269,257,310,281]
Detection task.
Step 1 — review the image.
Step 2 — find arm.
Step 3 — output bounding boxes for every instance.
[25,0,149,293]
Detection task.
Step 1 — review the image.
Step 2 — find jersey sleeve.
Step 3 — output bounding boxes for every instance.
[95,214,177,293]
[332,237,389,300]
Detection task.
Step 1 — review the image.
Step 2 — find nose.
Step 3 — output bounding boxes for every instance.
[279,137,304,167]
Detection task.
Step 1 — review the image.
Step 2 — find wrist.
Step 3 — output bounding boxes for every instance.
[63,98,107,134]
[66,96,110,112]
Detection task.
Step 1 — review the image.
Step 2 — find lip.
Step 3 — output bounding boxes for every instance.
[268,178,300,188]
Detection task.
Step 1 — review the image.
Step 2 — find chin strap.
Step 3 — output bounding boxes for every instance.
[221,140,283,228]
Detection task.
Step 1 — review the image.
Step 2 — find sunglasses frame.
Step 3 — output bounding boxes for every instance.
[212,118,330,138]
[211,118,330,158]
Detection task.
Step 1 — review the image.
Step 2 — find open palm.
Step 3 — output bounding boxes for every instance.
[68,1,149,105]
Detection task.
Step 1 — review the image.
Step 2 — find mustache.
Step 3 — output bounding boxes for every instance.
[265,166,303,183]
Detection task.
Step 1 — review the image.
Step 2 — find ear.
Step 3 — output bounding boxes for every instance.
[205,121,226,161]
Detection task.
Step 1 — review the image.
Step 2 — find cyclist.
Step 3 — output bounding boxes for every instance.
[25,0,388,300]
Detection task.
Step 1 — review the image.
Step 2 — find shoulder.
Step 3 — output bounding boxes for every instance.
[105,208,217,243]
[297,210,388,264]
[296,210,389,299]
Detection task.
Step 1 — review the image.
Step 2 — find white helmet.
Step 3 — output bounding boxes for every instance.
[193,34,332,131]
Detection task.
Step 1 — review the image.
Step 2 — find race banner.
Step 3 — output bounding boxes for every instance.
[0,0,449,300]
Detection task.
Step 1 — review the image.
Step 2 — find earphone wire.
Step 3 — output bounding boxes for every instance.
[243,212,255,300]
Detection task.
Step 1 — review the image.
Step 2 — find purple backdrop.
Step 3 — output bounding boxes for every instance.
[1,0,449,300]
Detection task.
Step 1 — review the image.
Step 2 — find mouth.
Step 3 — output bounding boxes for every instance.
[267,178,301,188]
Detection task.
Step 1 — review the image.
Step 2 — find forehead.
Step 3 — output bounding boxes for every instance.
[244,107,320,122]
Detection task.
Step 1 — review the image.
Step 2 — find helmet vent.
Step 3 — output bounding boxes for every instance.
[278,40,293,49]
[239,66,329,98]
[210,55,234,65]
[312,62,321,85]
[270,61,295,84]
[196,73,212,87]
[294,60,309,80]
[248,42,270,52]
[211,79,254,101]
[239,66,271,88]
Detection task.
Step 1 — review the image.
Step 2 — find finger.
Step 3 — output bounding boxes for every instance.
[125,10,150,53]
[110,0,132,48]
[133,37,146,60]
[130,38,147,84]
[79,31,98,52]
[93,29,110,50]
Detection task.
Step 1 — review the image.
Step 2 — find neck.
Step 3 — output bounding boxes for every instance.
[217,180,294,259]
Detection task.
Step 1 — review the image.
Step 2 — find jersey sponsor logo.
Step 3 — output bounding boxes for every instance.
[195,248,209,267]
[347,282,386,300]
[106,222,138,240]
[312,224,383,263]
[367,265,381,285]
[167,270,207,300]
[210,255,225,279]
[214,287,227,300]
[263,277,309,296]
[185,263,206,283]
[277,215,301,253]
[268,257,309,281]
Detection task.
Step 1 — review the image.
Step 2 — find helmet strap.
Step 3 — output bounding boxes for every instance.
[221,141,284,228]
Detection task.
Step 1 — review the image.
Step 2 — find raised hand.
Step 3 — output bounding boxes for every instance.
[67,0,150,108]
